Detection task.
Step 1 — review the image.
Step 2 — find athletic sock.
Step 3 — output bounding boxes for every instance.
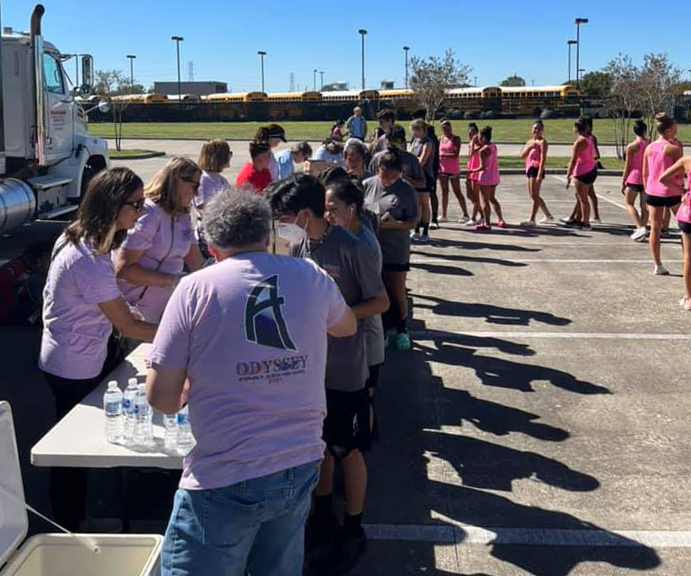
[423,223,430,236]
[343,512,364,537]
[314,493,334,520]
[397,318,408,334]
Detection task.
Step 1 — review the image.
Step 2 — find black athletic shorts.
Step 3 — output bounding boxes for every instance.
[366,363,382,391]
[626,183,645,193]
[574,167,598,185]
[645,194,682,208]
[679,221,691,234]
[526,166,544,179]
[382,262,410,273]
[323,388,371,458]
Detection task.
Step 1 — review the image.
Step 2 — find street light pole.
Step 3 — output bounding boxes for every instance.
[574,18,588,89]
[320,70,325,90]
[313,69,317,91]
[567,40,577,83]
[403,46,410,89]
[171,36,184,101]
[258,51,266,92]
[358,29,367,90]
[126,54,136,89]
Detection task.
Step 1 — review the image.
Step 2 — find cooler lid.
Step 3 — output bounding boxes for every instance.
[0,401,28,567]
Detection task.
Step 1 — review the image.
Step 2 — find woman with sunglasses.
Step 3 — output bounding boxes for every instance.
[39,167,158,531]
[115,157,205,323]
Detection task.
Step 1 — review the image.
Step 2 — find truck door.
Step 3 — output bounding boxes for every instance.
[42,52,74,163]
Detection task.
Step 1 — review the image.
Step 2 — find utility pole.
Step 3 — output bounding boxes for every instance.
[575,18,589,89]
[313,68,317,91]
[567,40,577,83]
[258,51,266,92]
[319,70,325,90]
[171,36,184,101]
[403,46,410,89]
[358,29,367,90]
[289,72,295,92]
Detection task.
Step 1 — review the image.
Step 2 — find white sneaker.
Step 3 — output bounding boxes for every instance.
[654,265,670,276]
[458,216,470,224]
[679,297,691,309]
[559,217,571,224]
[539,216,556,224]
[438,216,447,223]
[467,218,482,227]
[410,231,419,240]
[630,227,647,241]
[430,222,439,230]
[592,217,602,224]
[521,220,536,227]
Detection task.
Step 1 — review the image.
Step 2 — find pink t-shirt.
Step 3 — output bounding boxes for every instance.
[149,252,349,490]
[574,136,597,177]
[467,141,481,181]
[478,143,500,187]
[439,135,460,175]
[525,142,542,170]
[118,199,194,322]
[625,137,649,186]
[39,236,122,379]
[676,173,691,224]
[645,139,683,198]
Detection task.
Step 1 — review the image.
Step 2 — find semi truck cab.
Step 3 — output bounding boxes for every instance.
[0,4,109,234]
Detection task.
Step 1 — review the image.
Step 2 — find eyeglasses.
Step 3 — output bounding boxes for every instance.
[123,198,145,211]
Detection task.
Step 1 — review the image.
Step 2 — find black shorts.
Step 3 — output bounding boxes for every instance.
[526,166,544,179]
[679,221,691,234]
[626,184,645,193]
[366,363,382,390]
[383,262,410,273]
[439,172,461,179]
[574,167,598,185]
[324,388,371,458]
[645,194,682,208]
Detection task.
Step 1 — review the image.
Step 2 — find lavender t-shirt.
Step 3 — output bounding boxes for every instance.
[118,199,194,322]
[194,172,228,241]
[39,236,121,379]
[149,252,348,490]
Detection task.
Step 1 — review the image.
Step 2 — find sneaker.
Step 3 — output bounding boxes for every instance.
[592,217,602,224]
[418,234,429,243]
[395,332,411,350]
[680,297,691,310]
[310,530,367,576]
[539,216,556,224]
[559,217,572,224]
[411,232,420,241]
[458,216,470,224]
[429,222,439,230]
[520,220,535,227]
[438,216,448,223]
[497,220,507,229]
[467,218,482,226]
[654,265,670,276]
[631,227,647,241]
[563,219,583,228]
[580,224,592,231]
[475,223,491,231]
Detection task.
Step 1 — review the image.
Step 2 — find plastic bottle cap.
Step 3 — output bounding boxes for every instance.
[128,378,138,386]
[107,381,118,389]
[138,383,146,391]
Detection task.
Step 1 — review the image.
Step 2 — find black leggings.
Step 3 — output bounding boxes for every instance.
[44,371,102,530]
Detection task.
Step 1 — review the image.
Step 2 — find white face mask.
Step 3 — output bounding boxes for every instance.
[277,221,307,245]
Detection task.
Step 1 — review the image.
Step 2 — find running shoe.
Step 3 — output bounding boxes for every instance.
[458,216,470,224]
[395,332,411,350]
[580,224,592,231]
[563,219,583,228]
[438,216,448,223]
[411,232,420,241]
[592,217,602,224]
[679,297,691,310]
[559,217,572,224]
[539,216,556,224]
[467,218,482,226]
[475,223,491,231]
[429,222,439,230]
[520,220,536,227]
[654,265,670,276]
[418,234,429,243]
[497,220,507,229]
[630,227,647,241]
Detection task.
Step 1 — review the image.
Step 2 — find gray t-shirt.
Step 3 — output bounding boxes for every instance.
[356,225,385,367]
[371,133,387,156]
[369,149,425,190]
[410,136,435,179]
[363,176,419,265]
[290,225,385,391]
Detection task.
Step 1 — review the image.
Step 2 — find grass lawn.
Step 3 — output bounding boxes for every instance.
[88,119,691,144]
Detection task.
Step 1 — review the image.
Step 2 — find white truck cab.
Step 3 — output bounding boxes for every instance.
[0,4,109,233]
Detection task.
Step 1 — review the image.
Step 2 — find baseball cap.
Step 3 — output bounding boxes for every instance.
[266,124,287,142]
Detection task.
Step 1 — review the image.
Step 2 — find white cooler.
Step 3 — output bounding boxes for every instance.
[0,401,163,576]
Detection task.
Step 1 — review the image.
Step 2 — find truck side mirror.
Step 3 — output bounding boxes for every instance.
[81,55,93,93]
[97,100,110,114]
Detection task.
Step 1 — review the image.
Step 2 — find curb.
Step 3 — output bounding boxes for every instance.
[109,150,166,160]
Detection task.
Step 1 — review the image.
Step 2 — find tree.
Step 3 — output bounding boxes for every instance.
[500,75,526,87]
[579,71,613,98]
[637,53,683,131]
[409,49,471,122]
[603,54,640,159]
[93,69,131,151]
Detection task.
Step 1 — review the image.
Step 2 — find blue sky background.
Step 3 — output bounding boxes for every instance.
[6,0,691,93]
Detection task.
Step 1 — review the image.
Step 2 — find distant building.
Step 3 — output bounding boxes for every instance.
[153,81,227,96]
[380,80,394,90]
[322,81,349,92]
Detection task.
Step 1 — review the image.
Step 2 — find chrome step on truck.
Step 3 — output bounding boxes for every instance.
[0,3,109,234]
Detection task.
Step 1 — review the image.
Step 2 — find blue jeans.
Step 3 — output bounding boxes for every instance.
[162,460,320,576]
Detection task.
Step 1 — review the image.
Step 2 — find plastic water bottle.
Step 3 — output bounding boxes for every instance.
[176,405,194,454]
[103,381,123,444]
[133,384,154,448]
[163,413,177,453]
[122,378,138,444]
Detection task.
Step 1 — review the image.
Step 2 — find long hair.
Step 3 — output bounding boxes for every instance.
[145,157,200,215]
[64,167,143,255]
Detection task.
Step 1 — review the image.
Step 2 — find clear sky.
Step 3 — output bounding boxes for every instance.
[5,0,691,93]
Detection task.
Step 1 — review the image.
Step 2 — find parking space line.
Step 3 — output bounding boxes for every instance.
[409,330,689,341]
[364,523,691,548]
[550,175,629,211]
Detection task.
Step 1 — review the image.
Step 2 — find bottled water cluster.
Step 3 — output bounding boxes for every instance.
[103,378,194,454]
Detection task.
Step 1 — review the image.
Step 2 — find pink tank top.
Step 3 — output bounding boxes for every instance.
[645,139,682,198]
[478,143,500,186]
[439,136,460,175]
[677,173,691,224]
[625,137,649,186]
[525,141,542,170]
[574,136,596,177]
[468,142,481,181]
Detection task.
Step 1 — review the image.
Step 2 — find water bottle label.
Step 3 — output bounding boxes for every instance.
[176,413,188,425]
[105,401,121,414]
[123,399,132,411]
[134,404,141,416]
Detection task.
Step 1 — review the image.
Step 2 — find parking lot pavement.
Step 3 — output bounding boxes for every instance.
[3,173,691,575]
